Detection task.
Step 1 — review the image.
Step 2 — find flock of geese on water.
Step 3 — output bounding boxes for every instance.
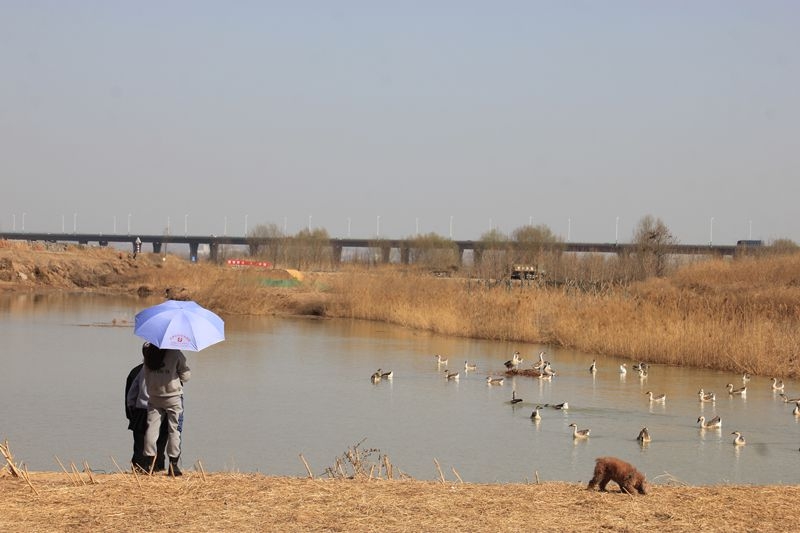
[370,350,798,448]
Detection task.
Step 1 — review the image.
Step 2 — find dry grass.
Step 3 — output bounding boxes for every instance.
[323,255,800,378]
[3,470,800,532]
[3,242,800,378]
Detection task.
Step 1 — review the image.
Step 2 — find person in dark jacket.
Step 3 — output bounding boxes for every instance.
[125,354,169,472]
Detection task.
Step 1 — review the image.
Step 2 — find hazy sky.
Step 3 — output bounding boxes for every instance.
[2,2,798,244]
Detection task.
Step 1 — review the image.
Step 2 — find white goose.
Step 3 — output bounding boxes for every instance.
[619,363,627,375]
[771,377,785,391]
[569,423,590,439]
[697,415,722,429]
[434,354,448,366]
[698,389,716,402]
[589,360,597,374]
[464,361,477,372]
[444,369,459,381]
[504,351,523,370]
[726,383,747,396]
[530,406,542,420]
[645,391,666,403]
[486,375,504,385]
[731,431,746,446]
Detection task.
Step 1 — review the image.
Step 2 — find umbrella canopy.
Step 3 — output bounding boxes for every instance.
[134,300,225,351]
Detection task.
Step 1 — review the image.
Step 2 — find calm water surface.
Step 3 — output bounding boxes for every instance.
[1,293,798,485]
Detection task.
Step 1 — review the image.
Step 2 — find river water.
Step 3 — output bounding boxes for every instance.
[1,293,798,485]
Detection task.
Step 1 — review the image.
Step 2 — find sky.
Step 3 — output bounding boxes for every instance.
[1,1,798,245]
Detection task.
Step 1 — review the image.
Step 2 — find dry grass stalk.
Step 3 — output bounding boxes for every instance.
[299,454,313,479]
[69,462,86,486]
[109,456,126,475]
[131,462,143,490]
[452,467,463,484]
[53,456,79,486]
[383,455,393,480]
[82,460,96,484]
[197,460,207,482]
[433,458,445,483]
[20,464,39,496]
[0,440,21,478]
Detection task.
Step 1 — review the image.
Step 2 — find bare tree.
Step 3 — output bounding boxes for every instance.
[476,228,510,280]
[247,223,286,265]
[406,232,459,271]
[632,215,677,278]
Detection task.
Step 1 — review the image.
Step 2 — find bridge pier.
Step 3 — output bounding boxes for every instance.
[209,242,219,262]
[152,241,162,254]
[400,244,410,264]
[380,246,391,263]
[332,242,343,264]
[189,242,199,262]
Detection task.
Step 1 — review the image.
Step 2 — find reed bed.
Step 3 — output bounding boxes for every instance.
[323,255,800,378]
[4,242,799,378]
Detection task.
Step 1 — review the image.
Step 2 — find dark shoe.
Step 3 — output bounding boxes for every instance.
[138,456,156,474]
[169,457,183,477]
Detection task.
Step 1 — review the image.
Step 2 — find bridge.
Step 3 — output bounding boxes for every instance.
[0,231,744,263]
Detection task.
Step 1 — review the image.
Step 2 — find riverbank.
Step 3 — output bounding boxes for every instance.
[2,470,799,532]
[2,240,800,378]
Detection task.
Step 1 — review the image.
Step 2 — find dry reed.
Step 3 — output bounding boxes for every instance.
[3,470,800,532]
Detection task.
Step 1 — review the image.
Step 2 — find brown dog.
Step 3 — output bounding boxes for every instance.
[587,456,648,495]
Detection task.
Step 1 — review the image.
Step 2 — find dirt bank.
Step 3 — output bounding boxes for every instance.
[2,470,799,532]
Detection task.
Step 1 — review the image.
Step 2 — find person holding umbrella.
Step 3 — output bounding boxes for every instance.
[134,299,225,475]
[142,341,190,476]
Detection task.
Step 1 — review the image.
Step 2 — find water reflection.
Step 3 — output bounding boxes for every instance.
[2,292,800,485]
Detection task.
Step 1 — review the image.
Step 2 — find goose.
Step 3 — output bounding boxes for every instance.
[645,391,666,403]
[697,415,722,429]
[619,363,627,375]
[589,360,597,374]
[379,369,393,380]
[771,378,785,391]
[486,376,504,386]
[537,373,553,382]
[731,431,746,446]
[370,371,381,384]
[542,362,556,377]
[698,389,716,402]
[633,362,649,373]
[434,354,448,366]
[637,427,652,443]
[547,402,569,410]
[637,367,648,379]
[726,383,747,396]
[793,402,800,417]
[504,351,523,370]
[444,369,459,381]
[510,390,523,404]
[464,361,477,372]
[569,423,590,439]
[780,393,800,403]
[530,406,542,420]
[742,373,751,384]
[533,351,546,371]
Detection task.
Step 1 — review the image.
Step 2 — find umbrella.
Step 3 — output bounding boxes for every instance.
[134,300,225,351]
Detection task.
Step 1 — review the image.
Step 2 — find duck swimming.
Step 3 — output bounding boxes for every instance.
[637,427,651,443]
